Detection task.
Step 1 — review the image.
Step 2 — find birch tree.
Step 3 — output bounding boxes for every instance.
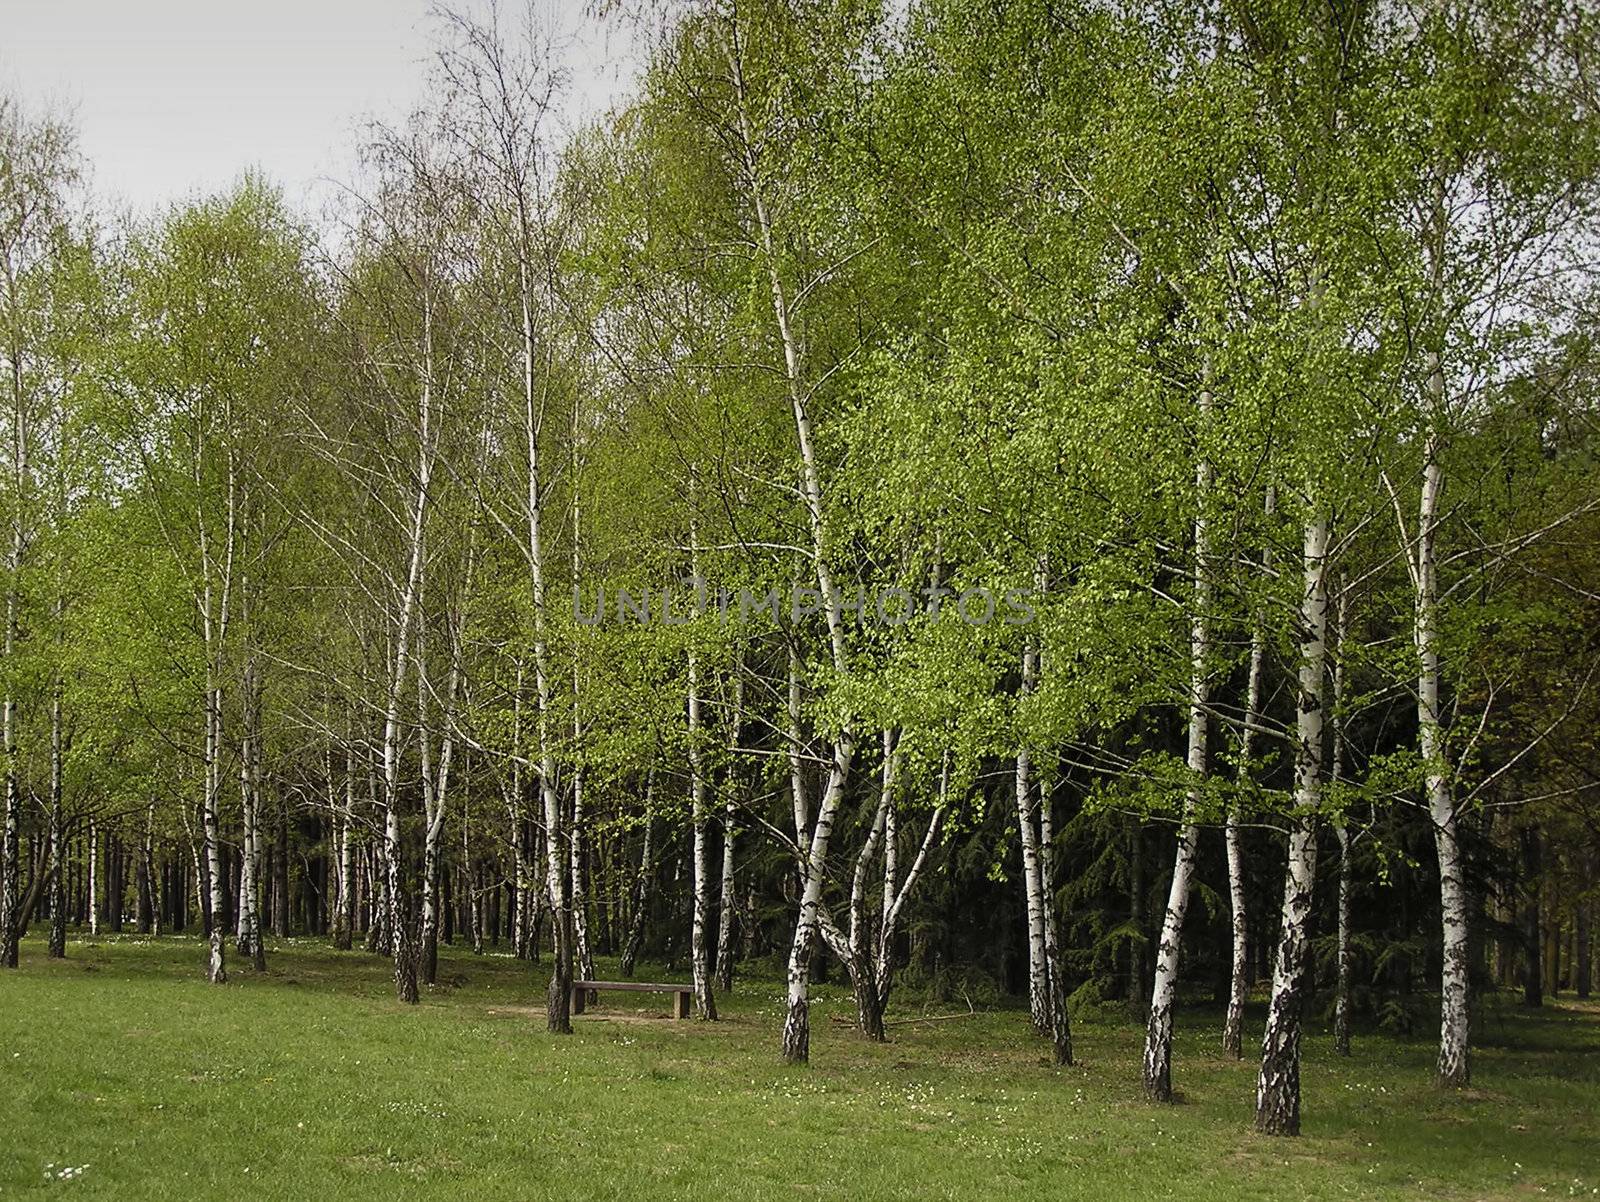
[0,96,77,968]
[435,0,578,1032]
[117,182,316,983]
[1370,0,1600,1088]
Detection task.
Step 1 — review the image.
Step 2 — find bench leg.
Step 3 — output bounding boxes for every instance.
[675,990,691,1019]
[571,984,585,1016]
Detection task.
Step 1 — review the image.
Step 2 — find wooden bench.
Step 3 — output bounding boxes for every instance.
[571,979,693,1019]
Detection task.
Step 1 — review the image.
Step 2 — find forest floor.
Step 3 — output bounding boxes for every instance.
[0,936,1596,1200]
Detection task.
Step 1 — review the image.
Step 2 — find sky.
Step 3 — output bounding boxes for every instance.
[0,0,636,220]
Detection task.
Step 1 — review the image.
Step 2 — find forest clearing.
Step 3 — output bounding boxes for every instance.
[3,935,1597,1200]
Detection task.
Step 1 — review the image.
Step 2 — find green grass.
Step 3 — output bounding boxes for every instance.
[1,936,1596,1200]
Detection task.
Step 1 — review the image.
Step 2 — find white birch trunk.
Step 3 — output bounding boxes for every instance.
[721,13,857,1062]
[418,650,440,986]
[568,409,594,997]
[0,290,25,969]
[685,502,716,1017]
[817,735,947,1044]
[144,803,159,938]
[1015,635,1050,1036]
[418,584,464,987]
[570,774,595,987]
[880,757,948,1038]
[688,641,717,1019]
[778,643,858,1061]
[715,669,743,993]
[198,444,235,985]
[782,725,855,1063]
[840,733,895,1041]
[236,636,265,971]
[1143,373,1213,1102]
[1419,346,1470,1086]
[442,11,569,1028]
[236,745,259,961]
[1409,187,1470,1086]
[502,670,530,960]
[1036,760,1073,1065]
[379,299,436,1005]
[88,814,99,938]
[203,686,227,984]
[1255,514,1330,1136]
[333,740,356,950]
[520,263,570,1033]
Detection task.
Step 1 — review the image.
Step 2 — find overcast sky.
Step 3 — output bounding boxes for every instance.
[0,0,635,219]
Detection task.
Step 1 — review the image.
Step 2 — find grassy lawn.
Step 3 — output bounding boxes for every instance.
[1,936,1596,1200]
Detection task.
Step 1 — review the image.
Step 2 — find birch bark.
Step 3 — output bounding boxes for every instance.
[1143,373,1214,1102]
[522,262,571,1032]
[715,670,743,993]
[722,13,856,1063]
[1015,635,1050,1035]
[378,298,437,1005]
[817,736,947,1042]
[1418,333,1470,1087]
[0,285,26,969]
[1255,514,1331,1136]
[198,444,236,984]
[332,739,356,950]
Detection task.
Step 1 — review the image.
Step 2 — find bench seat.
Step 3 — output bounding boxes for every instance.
[571,979,694,1019]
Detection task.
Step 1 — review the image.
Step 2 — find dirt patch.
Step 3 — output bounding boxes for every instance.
[484,1005,547,1019]
[484,1004,761,1026]
[485,1005,681,1024]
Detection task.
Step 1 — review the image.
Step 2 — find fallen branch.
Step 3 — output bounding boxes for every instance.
[828,992,981,1028]
[885,1010,980,1027]
[886,991,979,1028]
